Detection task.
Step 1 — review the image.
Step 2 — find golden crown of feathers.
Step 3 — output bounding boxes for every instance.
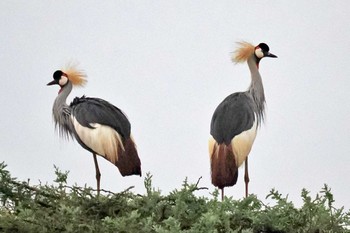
[232,41,255,63]
[63,64,87,87]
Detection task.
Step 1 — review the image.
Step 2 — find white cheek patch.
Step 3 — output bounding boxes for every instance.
[255,48,264,59]
[59,76,68,86]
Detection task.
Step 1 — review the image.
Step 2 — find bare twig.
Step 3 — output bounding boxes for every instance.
[64,185,135,196]
[191,176,208,192]
[119,186,135,194]
[9,180,60,199]
[195,176,203,187]
[97,186,135,196]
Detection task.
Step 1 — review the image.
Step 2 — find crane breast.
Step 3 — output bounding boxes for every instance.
[71,116,124,164]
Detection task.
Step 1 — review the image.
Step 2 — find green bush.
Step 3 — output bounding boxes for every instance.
[0,162,349,232]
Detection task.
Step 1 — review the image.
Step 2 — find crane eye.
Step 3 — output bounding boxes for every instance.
[255,48,264,59]
[58,76,68,86]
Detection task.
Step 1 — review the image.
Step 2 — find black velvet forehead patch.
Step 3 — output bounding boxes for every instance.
[258,43,269,52]
[53,70,63,80]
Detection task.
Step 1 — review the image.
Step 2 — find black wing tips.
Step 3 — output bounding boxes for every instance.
[115,137,142,177]
[209,140,238,189]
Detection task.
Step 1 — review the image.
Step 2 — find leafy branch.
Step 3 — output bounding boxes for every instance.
[1,161,349,233]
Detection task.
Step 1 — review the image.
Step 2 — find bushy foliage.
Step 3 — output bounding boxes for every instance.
[0,162,349,233]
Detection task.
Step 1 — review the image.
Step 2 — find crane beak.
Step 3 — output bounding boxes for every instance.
[47,80,58,86]
[266,52,277,58]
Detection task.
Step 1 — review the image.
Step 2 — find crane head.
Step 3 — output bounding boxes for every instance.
[232,41,277,63]
[254,43,277,59]
[47,70,68,86]
[47,66,87,87]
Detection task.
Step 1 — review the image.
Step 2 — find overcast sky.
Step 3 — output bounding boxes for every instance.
[1,1,349,209]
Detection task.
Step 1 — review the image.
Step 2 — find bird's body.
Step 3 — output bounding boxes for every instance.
[209,42,277,200]
[48,67,141,194]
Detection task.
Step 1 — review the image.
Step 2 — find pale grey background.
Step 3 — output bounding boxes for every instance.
[1,1,349,209]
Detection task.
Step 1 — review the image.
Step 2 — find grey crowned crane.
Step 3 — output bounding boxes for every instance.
[47,66,141,195]
[209,42,277,200]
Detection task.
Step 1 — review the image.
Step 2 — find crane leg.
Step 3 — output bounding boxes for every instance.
[244,157,249,198]
[221,188,224,201]
[93,153,101,196]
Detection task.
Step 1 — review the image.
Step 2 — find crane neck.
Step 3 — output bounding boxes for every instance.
[52,81,74,139]
[54,82,72,107]
[247,55,260,74]
[247,55,265,124]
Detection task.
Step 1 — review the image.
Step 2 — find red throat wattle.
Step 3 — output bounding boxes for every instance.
[58,88,63,94]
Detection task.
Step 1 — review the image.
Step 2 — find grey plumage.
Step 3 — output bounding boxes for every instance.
[48,68,141,194]
[210,52,266,144]
[209,42,277,200]
[52,81,75,139]
[71,96,131,137]
[210,92,256,145]
[247,56,266,125]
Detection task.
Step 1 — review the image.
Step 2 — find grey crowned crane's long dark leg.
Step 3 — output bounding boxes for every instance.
[244,157,249,198]
[93,153,101,196]
[221,188,224,201]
